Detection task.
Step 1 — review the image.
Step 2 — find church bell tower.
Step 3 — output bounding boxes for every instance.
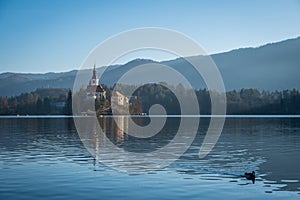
[90,64,99,86]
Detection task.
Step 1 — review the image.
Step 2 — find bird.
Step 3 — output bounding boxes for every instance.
[243,171,255,184]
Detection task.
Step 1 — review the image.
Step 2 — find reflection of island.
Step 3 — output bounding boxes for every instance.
[114,116,128,144]
[83,117,128,163]
[91,117,129,164]
[97,116,128,146]
[90,116,130,168]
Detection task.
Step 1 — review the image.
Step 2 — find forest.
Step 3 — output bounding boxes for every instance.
[0,85,300,115]
[0,88,72,115]
[126,83,300,115]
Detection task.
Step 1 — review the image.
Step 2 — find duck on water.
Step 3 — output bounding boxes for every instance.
[242,171,255,184]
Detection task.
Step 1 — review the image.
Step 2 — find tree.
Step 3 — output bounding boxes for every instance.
[0,97,8,114]
[36,98,43,114]
[64,90,72,115]
[43,97,51,114]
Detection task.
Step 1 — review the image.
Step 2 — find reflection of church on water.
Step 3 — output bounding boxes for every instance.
[87,116,129,166]
[91,116,129,154]
[98,116,129,145]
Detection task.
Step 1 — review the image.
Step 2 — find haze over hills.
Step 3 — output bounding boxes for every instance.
[0,37,299,97]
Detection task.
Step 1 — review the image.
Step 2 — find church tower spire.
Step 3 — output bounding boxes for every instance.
[86,64,106,100]
[89,64,99,86]
[92,64,97,79]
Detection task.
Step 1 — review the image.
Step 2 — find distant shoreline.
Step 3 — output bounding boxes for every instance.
[1,114,300,118]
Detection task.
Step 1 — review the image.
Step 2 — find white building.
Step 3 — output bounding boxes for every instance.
[86,65,106,100]
[112,91,129,106]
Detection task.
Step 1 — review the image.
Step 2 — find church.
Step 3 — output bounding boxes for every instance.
[86,65,106,100]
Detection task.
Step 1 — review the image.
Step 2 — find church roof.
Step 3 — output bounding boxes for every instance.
[96,85,105,92]
[86,85,105,93]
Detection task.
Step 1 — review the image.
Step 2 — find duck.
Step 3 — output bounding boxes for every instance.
[244,171,255,184]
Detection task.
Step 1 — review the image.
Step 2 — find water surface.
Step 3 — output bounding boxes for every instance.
[0,116,299,199]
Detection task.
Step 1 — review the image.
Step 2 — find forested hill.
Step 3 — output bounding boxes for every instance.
[0,36,300,97]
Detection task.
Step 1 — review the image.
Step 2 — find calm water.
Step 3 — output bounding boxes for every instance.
[0,116,299,199]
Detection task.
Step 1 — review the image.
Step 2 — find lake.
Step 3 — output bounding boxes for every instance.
[0,116,299,199]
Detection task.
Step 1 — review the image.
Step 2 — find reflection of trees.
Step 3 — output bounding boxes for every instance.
[0,118,77,151]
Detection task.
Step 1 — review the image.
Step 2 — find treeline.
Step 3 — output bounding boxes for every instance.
[226,88,300,114]
[1,86,300,115]
[118,83,300,115]
[0,88,72,115]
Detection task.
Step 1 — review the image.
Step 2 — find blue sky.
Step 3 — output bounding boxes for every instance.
[0,0,300,73]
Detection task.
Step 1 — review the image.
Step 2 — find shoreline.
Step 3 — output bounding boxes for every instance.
[1,114,300,118]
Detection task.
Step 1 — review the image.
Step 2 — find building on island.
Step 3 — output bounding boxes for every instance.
[111,91,129,106]
[86,65,106,100]
[111,91,129,115]
[85,65,141,115]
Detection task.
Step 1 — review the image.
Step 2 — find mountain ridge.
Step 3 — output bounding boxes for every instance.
[1,36,299,96]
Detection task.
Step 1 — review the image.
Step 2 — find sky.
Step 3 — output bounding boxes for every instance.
[0,0,300,73]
